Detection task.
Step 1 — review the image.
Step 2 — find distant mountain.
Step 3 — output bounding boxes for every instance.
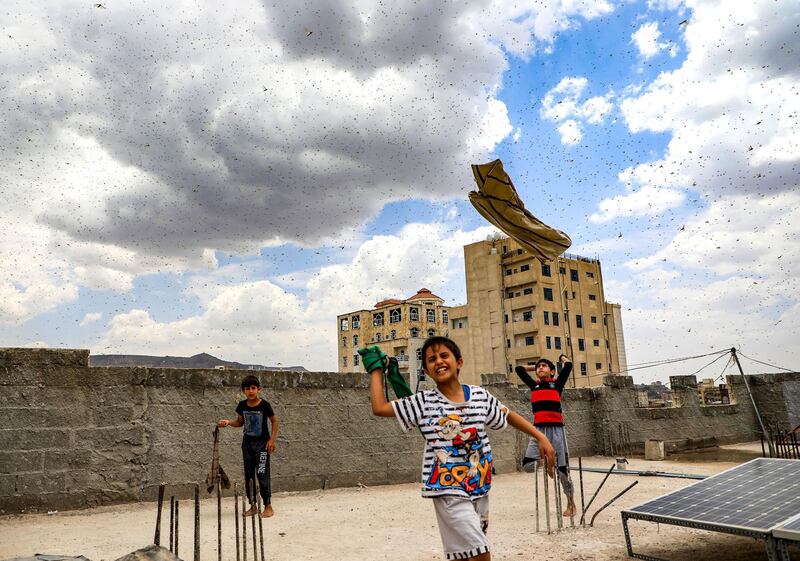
[89,352,307,371]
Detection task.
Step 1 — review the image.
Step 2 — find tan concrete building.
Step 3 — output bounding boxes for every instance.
[448,237,627,387]
[336,288,452,376]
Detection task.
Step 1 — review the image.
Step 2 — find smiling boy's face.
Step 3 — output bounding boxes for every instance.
[424,344,463,385]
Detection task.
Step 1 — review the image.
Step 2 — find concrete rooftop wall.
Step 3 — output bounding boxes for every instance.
[1,348,797,514]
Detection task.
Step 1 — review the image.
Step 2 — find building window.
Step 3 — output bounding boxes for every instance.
[342,336,347,348]
[559,266,566,274]
[552,312,560,326]
[580,362,588,376]
[427,328,435,337]
[354,354,359,366]
[390,308,401,323]
[416,348,422,361]
[506,339,511,348]
[351,315,360,328]
[410,307,419,321]
[340,318,349,331]
[554,337,562,350]
[525,336,534,346]
[591,316,597,324]
[426,309,435,322]
[543,311,550,325]
[390,329,396,339]
[586,271,595,278]
[505,268,512,275]
[520,264,530,272]
[541,263,551,277]
[572,291,576,299]
[506,290,514,299]
[576,315,583,328]
[373,312,384,326]
[593,339,600,347]
[578,338,585,351]
[517,249,523,255]
[353,334,359,346]
[442,310,448,323]
[543,287,554,301]
[522,311,532,321]
[504,314,509,323]
[343,356,348,367]
[589,294,597,301]
[523,287,533,295]
[546,336,552,349]
[595,362,602,370]
[603,316,608,326]
[376,333,382,342]
[410,327,420,338]
[570,269,579,282]
[606,339,610,348]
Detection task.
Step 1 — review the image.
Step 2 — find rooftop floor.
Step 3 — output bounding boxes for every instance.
[2,442,797,561]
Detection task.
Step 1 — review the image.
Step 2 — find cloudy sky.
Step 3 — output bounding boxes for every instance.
[1,0,797,383]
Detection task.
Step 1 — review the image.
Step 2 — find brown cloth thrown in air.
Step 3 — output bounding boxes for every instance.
[469,159,572,261]
[206,427,231,493]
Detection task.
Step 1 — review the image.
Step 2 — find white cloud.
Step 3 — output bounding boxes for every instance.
[540,77,613,145]
[632,22,670,60]
[79,312,103,327]
[557,120,583,145]
[590,185,685,222]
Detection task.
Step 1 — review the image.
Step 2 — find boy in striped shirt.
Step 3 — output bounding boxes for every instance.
[363,336,555,561]
[515,354,576,517]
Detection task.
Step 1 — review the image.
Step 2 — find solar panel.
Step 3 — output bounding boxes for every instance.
[774,513,800,541]
[622,458,800,560]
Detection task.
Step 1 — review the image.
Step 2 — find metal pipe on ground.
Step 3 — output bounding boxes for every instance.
[554,464,563,531]
[249,481,258,561]
[543,457,551,534]
[578,458,585,528]
[256,479,265,561]
[570,466,707,480]
[174,500,180,558]
[217,480,222,561]
[534,461,539,533]
[242,483,248,561]
[169,496,175,552]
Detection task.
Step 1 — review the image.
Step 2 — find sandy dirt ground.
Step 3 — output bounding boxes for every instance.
[2,443,797,561]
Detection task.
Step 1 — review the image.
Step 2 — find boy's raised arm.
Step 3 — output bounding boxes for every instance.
[218,414,244,428]
[506,409,556,477]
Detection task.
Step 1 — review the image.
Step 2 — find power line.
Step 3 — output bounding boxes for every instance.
[689,351,731,377]
[616,349,730,375]
[735,351,796,374]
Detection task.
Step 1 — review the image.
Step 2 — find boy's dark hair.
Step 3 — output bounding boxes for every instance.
[420,336,462,366]
[535,358,556,371]
[241,375,261,390]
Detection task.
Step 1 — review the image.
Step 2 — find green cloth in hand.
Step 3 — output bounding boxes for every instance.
[385,356,413,398]
[358,346,387,373]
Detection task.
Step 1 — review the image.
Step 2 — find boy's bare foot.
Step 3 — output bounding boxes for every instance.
[243,505,259,517]
[261,504,274,518]
[563,502,577,517]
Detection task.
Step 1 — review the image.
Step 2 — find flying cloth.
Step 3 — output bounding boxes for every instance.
[469,159,572,261]
[358,346,413,398]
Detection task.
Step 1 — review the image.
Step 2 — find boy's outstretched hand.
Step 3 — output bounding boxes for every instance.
[539,439,557,478]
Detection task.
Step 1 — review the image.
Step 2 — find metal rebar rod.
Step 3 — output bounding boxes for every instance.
[250,481,258,561]
[569,466,707,480]
[542,457,551,534]
[580,463,615,526]
[194,484,200,561]
[174,500,180,558]
[169,496,175,552]
[554,464,563,530]
[242,483,248,561]
[589,481,639,527]
[256,478,265,561]
[217,480,222,561]
[234,483,241,561]
[534,461,539,533]
[578,458,585,528]
[154,484,165,546]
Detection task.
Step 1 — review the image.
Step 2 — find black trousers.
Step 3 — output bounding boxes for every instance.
[242,440,271,505]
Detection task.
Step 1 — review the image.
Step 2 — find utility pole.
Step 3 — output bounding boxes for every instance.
[730,348,773,457]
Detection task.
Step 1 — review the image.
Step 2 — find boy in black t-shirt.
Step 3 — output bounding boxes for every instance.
[218,375,278,517]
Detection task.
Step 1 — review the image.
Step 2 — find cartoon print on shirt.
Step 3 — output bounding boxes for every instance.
[427,413,492,494]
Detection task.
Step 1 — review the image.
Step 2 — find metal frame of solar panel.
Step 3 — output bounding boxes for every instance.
[773,512,800,561]
[621,458,800,561]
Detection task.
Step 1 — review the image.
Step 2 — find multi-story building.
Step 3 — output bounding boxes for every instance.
[448,236,627,387]
[336,236,627,388]
[336,288,451,376]
[698,378,730,405]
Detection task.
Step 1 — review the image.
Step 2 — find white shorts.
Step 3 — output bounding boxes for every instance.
[432,495,490,560]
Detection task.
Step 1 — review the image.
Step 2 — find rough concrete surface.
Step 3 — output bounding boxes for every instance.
[2,443,798,561]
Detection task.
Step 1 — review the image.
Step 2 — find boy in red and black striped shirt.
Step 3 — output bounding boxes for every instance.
[515,354,576,517]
